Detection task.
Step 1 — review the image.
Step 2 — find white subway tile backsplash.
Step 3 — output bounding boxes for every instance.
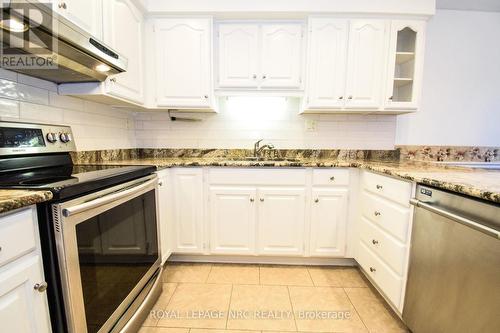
[19,102,64,123]
[0,98,19,119]
[0,72,397,151]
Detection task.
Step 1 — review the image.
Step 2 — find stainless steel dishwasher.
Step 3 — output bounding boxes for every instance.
[404,185,500,333]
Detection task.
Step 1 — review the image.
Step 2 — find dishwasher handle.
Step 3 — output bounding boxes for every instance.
[410,199,500,239]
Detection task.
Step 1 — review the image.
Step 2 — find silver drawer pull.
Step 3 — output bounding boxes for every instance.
[250,198,255,202]
[369,267,376,273]
[314,198,319,203]
[372,239,379,245]
[374,211,381,216]
[34,282,48,292]
[260,198,264,202]
[376,184,383,190]
[330,176,335,181]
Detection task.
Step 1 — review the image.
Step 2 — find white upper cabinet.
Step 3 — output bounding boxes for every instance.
[260,24,303,88]
[384,20,426,110]
[305,18,348,109]
[217,22,304,90]
[103,0,144,104]
[344,20,388,109]
[53,0,103,39]
[209,186,257,254]
[155,18,213,109]
[309,188,348,257]
[258,187,306,256]
[218,24,259,88]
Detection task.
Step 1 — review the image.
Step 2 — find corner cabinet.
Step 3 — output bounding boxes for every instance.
[384,21,426,110]
[58,0,145,106]
[154,18,214,111]
[303,17,426,114]
[102,0,145,104]
[217,22,304,90]
[52,0,103,39]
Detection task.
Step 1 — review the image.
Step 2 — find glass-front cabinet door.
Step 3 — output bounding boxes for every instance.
[385,20,426,110]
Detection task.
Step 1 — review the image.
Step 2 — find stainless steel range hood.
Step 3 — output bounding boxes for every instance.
[0,0,127,83]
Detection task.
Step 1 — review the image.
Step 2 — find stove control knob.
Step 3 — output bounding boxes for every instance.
[60,133,70,143]
[46,132,58,143]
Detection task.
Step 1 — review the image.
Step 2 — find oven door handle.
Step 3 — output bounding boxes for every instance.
[62,177,157,218]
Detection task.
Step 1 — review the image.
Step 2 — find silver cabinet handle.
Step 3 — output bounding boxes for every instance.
[372,239,379,245]
[314,198,319,203]
[410,199,500,239]
[369,267,376,273]
[0,246,2,252]
[330,176,335,181]
[374,211,381,216]
[204,95,209,99]
[348,96,353,100]
[252,74,257,79]
[34,282,48,292]
[338,96,343,100]
[260,198,264,202]
[376,184,383,190]
[389,96,393,100]
[158,181,163,186]
[109,77,117,83]
[58,2,67,9]
[262,75,267,79]
[250,198,254,202]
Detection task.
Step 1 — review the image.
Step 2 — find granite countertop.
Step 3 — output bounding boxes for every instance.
[0,190,53,215]
[77,157,500,204]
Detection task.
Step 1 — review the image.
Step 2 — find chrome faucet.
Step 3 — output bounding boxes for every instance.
[253,139,275,159]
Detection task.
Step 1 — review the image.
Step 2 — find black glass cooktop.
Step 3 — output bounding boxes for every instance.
[0,163,156,200]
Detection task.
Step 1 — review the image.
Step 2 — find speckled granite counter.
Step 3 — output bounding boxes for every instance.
[0,190,53,215]
[75,157,500,204]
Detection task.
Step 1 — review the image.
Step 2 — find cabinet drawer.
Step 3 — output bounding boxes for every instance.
[209,168,306,185]
[359,217,407,275]
[0,208,37,267]
[312,169,350,186]
[361,191,410,242]
[362,171,412,207]
[357,241,403,309]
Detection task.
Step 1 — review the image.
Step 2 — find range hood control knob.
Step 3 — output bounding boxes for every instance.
[60,133,70,143]
[46,132,58,143]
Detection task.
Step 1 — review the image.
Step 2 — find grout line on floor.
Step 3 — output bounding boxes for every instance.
[286,285,299,332]
[224,283,234,329]
[306,266,316,286]
[343,287,370,333]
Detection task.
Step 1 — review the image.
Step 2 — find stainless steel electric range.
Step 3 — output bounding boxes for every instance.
[0,121,162,333]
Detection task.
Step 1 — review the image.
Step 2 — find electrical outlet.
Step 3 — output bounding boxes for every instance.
[305,119,317,132]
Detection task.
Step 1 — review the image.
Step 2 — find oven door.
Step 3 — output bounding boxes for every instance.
[52,175,160,333]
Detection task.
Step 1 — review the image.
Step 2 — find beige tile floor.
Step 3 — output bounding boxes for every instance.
[140,263,408,333]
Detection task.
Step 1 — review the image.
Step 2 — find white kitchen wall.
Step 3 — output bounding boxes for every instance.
[0,70,137,151]
[396,9,500,146]
[135,97,397,149]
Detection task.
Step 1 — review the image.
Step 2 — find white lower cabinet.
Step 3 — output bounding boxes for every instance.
[356,171,414,312]
[171,168,205,254]
[0,255,51,333]
[258,187,306,256]
[309,188,348,257]
[156,169,172,263]
[209,187,257,254]
[0,207,51,333]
